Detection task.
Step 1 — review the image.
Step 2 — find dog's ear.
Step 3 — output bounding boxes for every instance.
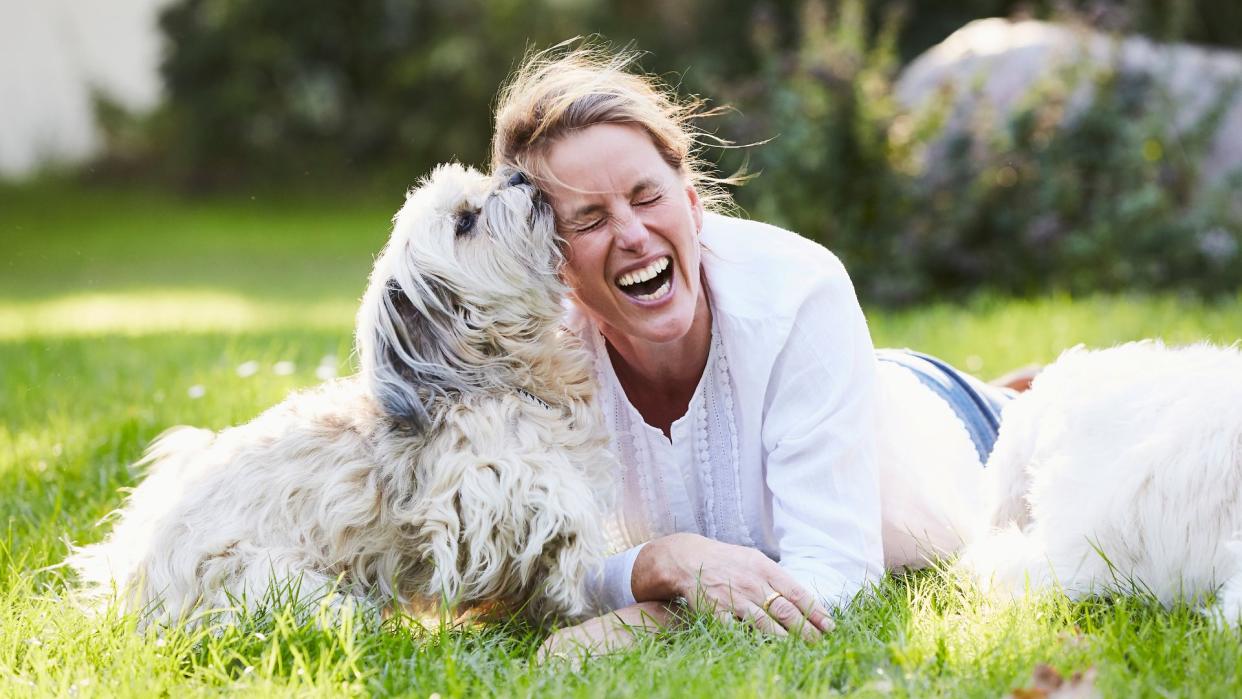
[356,272,469,431]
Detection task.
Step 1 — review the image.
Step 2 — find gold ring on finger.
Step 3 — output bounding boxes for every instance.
[761,591,783,613]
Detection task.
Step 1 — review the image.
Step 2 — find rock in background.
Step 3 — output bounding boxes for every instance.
[895,18,1242,188]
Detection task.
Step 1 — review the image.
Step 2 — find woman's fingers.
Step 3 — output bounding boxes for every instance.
[771,582,835,634]
[536,627,589,666]
[695,586,829,641]
[764,594,821,641]
[779,590,839,635]
[710,607,737,628]
[739,602,788,637]
[695,590,786,638]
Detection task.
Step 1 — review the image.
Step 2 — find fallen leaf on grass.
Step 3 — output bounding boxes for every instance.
[1056,627,1087,649]
[1006,664,1099,699]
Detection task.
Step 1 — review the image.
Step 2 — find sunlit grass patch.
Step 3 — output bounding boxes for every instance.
[0,289,356,339]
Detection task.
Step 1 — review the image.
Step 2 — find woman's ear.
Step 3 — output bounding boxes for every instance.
[686,182,704,234]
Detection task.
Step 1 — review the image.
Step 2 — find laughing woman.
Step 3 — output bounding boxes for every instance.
[490,46,1017,657]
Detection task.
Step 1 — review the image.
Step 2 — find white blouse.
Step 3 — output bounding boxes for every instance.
[574,213,884,614]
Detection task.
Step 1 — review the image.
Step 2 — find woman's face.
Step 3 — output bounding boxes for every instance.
[542,123,704,345]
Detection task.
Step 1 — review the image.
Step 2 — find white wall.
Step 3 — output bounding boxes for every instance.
[0,0,171,179]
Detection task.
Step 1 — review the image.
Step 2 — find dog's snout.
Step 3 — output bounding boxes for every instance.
[507,171,528,188]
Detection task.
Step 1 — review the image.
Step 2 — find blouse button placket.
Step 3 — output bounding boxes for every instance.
[715,338,755,547]
[694,403,715,539]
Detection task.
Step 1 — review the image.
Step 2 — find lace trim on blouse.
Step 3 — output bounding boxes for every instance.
[588,315,755,554]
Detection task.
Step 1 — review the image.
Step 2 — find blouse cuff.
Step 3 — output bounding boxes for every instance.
[781,563,862,610]
[586,542,647,614]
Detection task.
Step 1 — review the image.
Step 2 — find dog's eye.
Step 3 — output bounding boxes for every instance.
[455,211,477,237]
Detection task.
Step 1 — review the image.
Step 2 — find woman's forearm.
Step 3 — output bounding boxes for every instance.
[608,599,677,630]
[538,601,677,662]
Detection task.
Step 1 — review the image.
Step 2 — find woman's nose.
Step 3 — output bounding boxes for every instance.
[613,213,650,250]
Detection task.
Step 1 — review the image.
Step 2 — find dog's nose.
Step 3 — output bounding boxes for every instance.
[507,171,528,187]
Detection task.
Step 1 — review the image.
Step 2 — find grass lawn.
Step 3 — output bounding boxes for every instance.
[2,180,1241,696]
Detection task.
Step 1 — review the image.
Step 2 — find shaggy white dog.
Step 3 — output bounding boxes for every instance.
[68,164,615,627]
[958,341,1242,619]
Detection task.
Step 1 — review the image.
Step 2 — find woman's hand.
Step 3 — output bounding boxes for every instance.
[631,533,834,641]
[537,601,675,664]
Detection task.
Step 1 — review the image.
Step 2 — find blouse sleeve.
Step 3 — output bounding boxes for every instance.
[760,254,884,608]
[582,543,646,615]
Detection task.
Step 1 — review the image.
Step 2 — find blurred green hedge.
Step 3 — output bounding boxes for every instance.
[136,0,774,188]
[102,0,1242,302]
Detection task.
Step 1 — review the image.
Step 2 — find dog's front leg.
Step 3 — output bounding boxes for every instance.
[198,544,381,627]
[396,409,609,622]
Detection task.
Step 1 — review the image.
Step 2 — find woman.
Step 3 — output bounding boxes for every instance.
[490,46,1015,656]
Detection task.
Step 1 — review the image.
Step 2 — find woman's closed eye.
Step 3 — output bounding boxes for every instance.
[572,217,606,234]
[569,191,661,234]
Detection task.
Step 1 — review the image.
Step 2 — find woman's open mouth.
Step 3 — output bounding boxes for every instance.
[614,255,674,302]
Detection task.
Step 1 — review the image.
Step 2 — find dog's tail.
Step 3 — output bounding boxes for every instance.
[65,426,217,621]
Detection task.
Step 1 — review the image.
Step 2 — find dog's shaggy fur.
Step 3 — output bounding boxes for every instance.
[67,164,615,627]
[959,341,1242,620]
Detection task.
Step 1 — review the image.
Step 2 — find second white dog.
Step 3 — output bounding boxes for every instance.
[958,341,1242,619]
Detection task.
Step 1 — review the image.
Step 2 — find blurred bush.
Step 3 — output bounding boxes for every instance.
[129,0,770,188]
[146,0,587,187]
[719,0,1242,303]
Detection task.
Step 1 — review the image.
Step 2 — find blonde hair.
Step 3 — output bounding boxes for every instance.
[490,41,738,212]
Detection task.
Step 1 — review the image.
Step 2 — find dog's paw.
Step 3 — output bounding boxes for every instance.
[956,526,1054,598]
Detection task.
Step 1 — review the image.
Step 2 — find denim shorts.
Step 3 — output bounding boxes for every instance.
[876,349,1015,464]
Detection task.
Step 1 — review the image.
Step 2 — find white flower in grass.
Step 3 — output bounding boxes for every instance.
[315,354,338,380]
[273,361,296,376]
[187,385,206,399]
[235,360,260,378]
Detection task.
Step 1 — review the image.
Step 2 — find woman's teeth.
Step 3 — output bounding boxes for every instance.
[632,279,671,301]
[616,256,670,288]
